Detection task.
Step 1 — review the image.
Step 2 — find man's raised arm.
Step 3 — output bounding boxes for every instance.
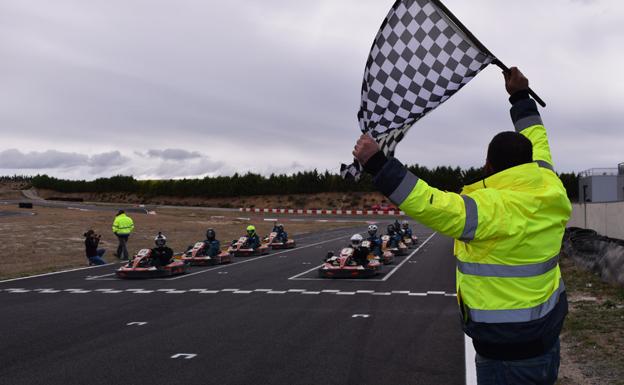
[505,67,554,171]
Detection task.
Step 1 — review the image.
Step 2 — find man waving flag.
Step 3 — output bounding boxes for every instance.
[341,0,544,180]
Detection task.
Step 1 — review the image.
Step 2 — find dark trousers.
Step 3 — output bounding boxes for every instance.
[476,338,560,385]
[116,234,130,260]
[88,249,107,266]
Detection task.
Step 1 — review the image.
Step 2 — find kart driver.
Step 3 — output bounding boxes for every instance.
[348,234,370,267]
[401,220,414,239]
[366,224,382,258]
[201,228,221,257]
[274,224,288,243]
[386,224,402,248]
[244,225,261,250]
[151,232,174,268]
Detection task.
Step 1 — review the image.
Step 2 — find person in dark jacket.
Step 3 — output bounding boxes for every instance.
[366,224,382,257]
[347,234,370,266]
[201,229,221,257]
[273,224,288,243]
[386,224,402,248]
[243,225,261,250]
[84,230,106,265]
[151,232,173,268]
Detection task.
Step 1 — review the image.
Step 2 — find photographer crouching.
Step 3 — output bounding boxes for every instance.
[84,230,107,266]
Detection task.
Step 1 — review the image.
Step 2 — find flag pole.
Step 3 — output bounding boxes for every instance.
[430,0,547,107]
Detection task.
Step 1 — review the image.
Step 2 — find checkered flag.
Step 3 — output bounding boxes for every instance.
[342,0,495,180]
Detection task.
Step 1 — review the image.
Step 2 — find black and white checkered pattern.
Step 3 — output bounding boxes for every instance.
[342,0,493,180]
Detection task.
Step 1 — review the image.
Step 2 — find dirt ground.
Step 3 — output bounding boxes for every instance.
[0,181,28,200]
[35,189,392,210]
[0,206,361,280]
[557,253,624,385]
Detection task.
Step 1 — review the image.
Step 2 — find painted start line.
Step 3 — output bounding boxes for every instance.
[0,287,457,296]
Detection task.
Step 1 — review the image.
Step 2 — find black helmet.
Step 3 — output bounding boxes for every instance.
[206,228,216,240]
[277,224,284,232]
[387,224,395,234]
[154,232,167,247]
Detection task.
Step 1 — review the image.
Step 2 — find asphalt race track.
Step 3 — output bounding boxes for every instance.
[1,222,466,385]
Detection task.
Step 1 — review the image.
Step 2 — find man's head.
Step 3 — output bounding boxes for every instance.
[117,209,125,216]
[485,131,533,176]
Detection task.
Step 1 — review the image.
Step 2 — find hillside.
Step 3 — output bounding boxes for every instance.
[33,188,392,210]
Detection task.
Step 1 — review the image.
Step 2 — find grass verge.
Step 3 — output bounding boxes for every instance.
[558,252,624,385]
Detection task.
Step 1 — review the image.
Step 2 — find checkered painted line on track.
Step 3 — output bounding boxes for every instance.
[1,288,457,297]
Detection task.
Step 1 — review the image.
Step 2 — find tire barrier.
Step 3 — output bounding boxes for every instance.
[563,227,624,286]
[18,202,33,209]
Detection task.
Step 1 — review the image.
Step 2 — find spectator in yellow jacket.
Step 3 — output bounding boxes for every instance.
[112,210,134,260]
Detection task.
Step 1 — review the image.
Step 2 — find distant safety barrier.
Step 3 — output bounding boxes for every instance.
[239,208,406,216]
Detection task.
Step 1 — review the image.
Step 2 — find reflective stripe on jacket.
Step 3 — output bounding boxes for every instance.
[372,98,571,351]
[112,214,134,235]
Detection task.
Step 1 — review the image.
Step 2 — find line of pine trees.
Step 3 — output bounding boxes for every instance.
[23,167,580,202]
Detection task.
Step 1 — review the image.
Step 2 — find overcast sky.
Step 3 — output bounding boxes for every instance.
[0,0,622,180]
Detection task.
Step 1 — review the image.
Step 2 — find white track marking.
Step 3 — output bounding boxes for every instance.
[465,335,477,385]
[287,264,323,280]
[168,234,351,281]
[0,262,123,283]
[1,287,458,297]
[380,232,436,281]
[171,354,197,360]
[127,322,147,326]
[352,314,370,318]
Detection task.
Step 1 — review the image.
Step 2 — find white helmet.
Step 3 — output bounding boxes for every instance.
[154,232,167,247]
[350,234,364,248]
[367,224,378,236]
[402,220,409,228]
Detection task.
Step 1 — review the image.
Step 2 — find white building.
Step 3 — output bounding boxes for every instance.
[579,163,624,203]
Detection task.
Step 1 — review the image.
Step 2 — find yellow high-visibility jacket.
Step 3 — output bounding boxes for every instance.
[371,96,571,359]
[112,213,134,235]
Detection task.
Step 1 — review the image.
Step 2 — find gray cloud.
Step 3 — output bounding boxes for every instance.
[88,151,128,167]
[0,149,88,169]
[0,0,622,178]
[146,149,202,161]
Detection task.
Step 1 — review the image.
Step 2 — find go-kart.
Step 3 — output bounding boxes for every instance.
[177,242,232,266]
[228,237,269,257]
[116,249,187,279]
[382,235,409,257]
[264,232,296,250]
[402,234,419,249]
[318,243,381,279]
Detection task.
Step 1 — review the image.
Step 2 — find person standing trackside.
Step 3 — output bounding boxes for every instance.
[352,67,571,385]
[112,210,134,260]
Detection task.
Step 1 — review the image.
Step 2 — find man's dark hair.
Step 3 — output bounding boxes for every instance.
[117,209,125,216]
[486,131,533,175]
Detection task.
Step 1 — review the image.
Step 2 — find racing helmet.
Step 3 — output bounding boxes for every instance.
[154,232,167,247]
[350,234,364,248]
[206,228,216,240]
[387,224,395,234]
[246,225,256,236]
[277,224,284,232]
[367,224,378,236]
[402,220,409,229]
